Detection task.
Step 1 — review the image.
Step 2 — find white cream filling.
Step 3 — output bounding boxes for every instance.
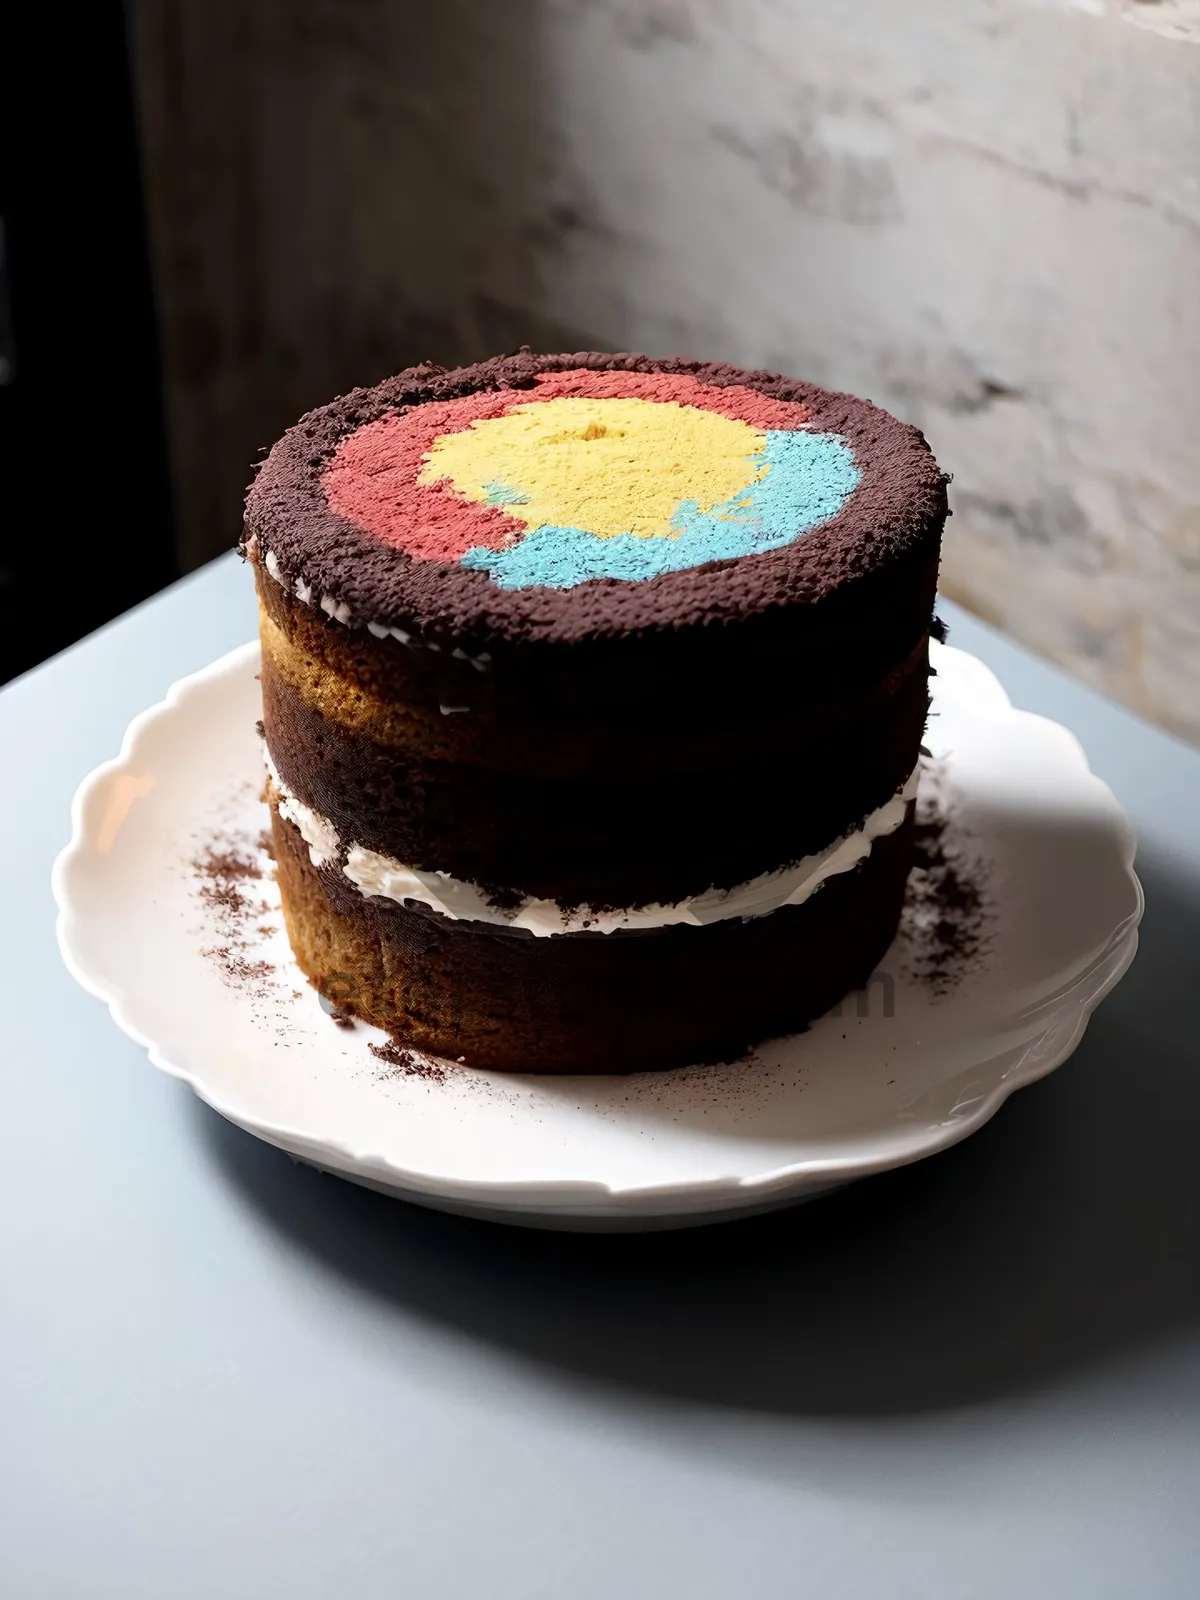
[267,754,919,938]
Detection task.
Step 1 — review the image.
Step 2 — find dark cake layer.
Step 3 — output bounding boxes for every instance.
[271,802,915,1074]
[253,547,938,764]
[261,609,928,904]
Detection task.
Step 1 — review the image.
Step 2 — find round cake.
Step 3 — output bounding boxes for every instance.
[243,350,947,1073]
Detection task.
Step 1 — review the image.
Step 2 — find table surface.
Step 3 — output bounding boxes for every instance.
[3,552,1198,1600]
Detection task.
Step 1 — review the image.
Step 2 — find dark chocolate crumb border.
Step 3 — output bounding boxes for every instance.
[243,350,947,647]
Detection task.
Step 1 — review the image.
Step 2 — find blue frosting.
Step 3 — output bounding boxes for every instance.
[482,480,531,507]
[459,429,860,590]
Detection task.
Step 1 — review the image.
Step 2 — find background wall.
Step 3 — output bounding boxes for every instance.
[134,0,1200,742]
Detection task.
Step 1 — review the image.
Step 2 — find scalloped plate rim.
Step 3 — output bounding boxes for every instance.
[52,639,1144,1222]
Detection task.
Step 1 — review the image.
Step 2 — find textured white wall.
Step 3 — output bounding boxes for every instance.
[137,0,1200,739]
[515,0,1200,740]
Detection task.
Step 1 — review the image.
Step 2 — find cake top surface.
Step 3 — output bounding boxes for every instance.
[244,351,946,644]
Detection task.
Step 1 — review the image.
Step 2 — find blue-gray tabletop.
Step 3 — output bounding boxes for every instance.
[3,552,1198,1599]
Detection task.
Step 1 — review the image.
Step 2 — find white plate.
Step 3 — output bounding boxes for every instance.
[53,641,1142,1230]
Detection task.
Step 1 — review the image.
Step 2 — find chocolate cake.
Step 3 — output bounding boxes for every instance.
[242,351,946,1073]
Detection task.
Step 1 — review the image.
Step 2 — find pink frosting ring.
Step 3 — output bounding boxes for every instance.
[321,370,813,563]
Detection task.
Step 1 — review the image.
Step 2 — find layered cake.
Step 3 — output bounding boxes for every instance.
[243,351,946,1073]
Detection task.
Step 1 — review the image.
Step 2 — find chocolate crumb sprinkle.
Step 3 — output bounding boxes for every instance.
[900,775,989,994]
[193,836,276,997]
[369,1041,448,1083]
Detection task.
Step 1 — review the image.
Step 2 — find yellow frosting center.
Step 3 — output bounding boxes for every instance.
[419,396,768,541]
